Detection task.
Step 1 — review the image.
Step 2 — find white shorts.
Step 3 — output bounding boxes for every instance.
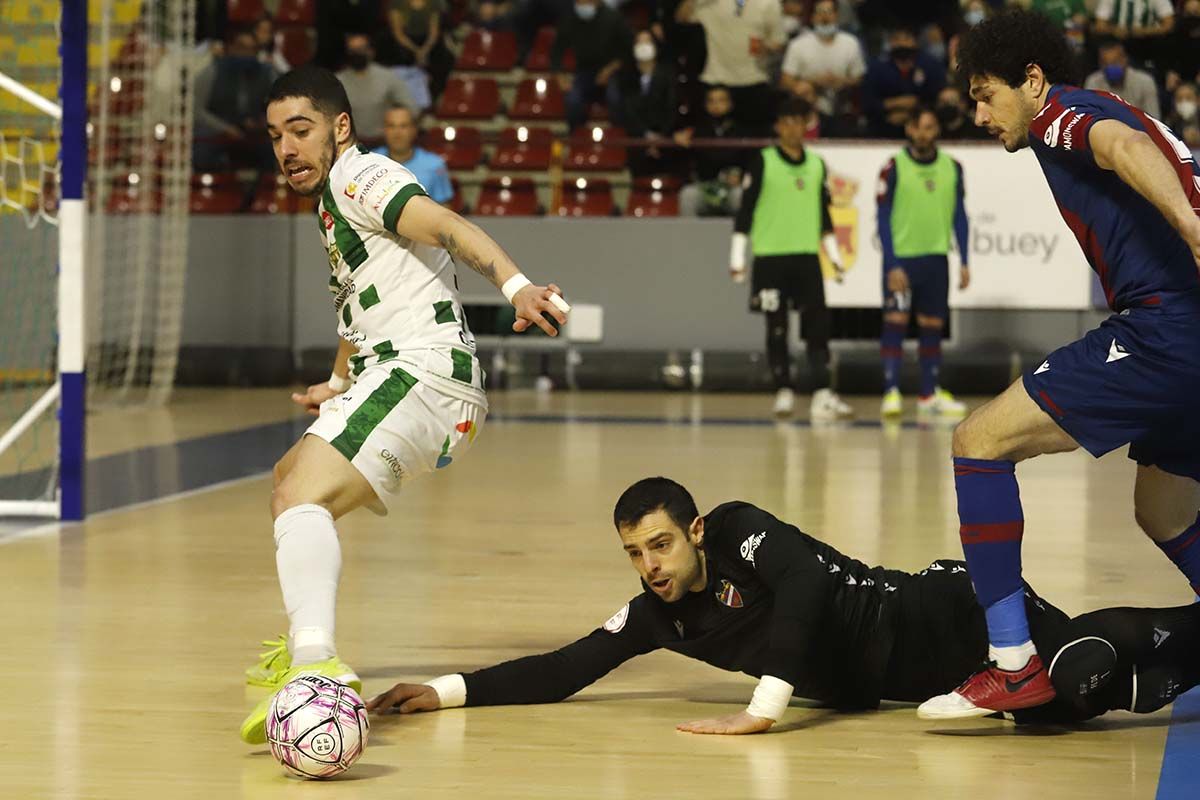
[305,363,487,515]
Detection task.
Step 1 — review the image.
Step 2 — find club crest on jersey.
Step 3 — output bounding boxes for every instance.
[794,177,805,191]
[716,580,744,608]
[603,604,629,633]
[321,210,335,230]
[344,181,358,199]
[924,178,936,192]
[740,531,767,564]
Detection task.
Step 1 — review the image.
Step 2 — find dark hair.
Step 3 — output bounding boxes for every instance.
[265,66,356,136]
[776,95,812,121]
[907,104,938,126]
[1094,37,1124,53]
[956,8,1078,88]
[706,84,731,97]
[613,477,699,533]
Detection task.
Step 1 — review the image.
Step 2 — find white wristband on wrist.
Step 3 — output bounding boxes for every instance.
[821,232,843,271]
[501,274,532,304]
[328,372,351,393]
[424,673,467,708]
[746,674,793,721]
[730,232,749,271]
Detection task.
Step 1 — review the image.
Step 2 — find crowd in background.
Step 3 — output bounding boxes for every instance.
[186,0,1200,211]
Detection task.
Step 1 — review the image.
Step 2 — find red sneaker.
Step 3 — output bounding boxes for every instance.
[917,655,1056,720]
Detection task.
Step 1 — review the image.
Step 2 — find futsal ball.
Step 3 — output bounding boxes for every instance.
[265,674,369,779]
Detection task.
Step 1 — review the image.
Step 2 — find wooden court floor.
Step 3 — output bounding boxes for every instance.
[0,389,1193,799]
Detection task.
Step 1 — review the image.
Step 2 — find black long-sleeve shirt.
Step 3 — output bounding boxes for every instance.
[551,5,633,74]
[733,146,835,238]
[461,502,913,711]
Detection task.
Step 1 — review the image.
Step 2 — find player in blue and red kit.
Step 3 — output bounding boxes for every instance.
[917,9,1200,719]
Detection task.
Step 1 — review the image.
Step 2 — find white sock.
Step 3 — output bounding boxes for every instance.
[274,503,341,666]
[989,641,1037,671]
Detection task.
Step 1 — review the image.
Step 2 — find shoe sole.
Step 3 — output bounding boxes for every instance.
[917,687,1056,720]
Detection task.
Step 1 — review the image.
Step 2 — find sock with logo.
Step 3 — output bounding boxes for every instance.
[918,324,942,398]
[1154,513,1200,597]
[954,457,1032,670]
[880,322,905,393]
[275,503,341,666]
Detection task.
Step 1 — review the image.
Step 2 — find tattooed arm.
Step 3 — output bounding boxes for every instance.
[392,194,569,335]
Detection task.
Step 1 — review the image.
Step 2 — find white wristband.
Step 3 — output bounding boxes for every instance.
[501,274,532,304]
[328,372,351,393]
[821,232,842,271]
[424,673,467,708]
[730,232,749,271]
[745,674,793,721]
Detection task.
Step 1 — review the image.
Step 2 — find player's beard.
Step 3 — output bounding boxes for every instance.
[291,131,340,198]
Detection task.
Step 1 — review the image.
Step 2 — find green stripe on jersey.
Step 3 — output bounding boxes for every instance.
[451,348,473,383]
[382,184,427,233]
[342,303,352,327]
[373,340,398,364]
[349,354,366,376]
[321,184,368,271]
[329,368,419,460]
[359,285,381,310]
[433,300,456,324]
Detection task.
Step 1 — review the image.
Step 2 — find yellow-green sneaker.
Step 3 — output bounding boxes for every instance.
[239,657,361,744]
[245,634,292,688]
[880,387,903,417]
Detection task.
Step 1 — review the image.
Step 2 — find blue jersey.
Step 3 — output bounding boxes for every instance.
[1028,85,1200,310]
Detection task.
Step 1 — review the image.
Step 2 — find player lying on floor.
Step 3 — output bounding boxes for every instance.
[366,477,1200,733]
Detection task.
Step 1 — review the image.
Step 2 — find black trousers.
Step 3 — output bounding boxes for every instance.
[750,253,831,392]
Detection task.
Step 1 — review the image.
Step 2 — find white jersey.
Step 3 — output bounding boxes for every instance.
[318,145,486,405]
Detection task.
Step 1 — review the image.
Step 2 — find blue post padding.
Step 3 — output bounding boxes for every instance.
[59,372,86,521]
[59,0,87,201]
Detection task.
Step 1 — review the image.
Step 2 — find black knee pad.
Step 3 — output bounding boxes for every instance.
[1048,636,1118,715]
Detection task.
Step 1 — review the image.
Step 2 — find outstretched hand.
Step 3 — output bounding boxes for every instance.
[512,283,569,337]
[366,683,442,715]
[291,381,342,417]
[676,711,774,735]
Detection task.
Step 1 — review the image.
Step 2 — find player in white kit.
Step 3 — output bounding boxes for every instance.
[239,66,570,743]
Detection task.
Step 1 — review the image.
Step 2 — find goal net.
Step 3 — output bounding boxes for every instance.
[0,0,194,520]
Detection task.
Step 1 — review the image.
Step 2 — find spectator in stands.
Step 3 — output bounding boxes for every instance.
[473,0,516,31]
[384,0,455,101]
[862,27,945,139]
[619,30,679,175]
[254,15,293,74]
[935,85,987,140]
[781,0,806,41]
[1169,0,1200,86]
[1084,39,1160,118]
[192,27,276,170]
[675,0,787,134]
[315,0,382,70]
[780,0,865,126]
[1167,83,1199,145]
[676,85,750,216]
[1012,0,1089,29]
[552,0,632,131]
[1092,0,1175,70]
[195,0,227,46]
[786,79,828,139]
[373,105,456,204]
[337,33,417,143]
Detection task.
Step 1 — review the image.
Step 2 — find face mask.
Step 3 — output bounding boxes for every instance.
[964,9,985,26]
[634,42,656,62]
[926,42,946,61]
[782,16,802,35]
[1177,100,1198,119]
[936,104,959,126]
[1103,64,1126,84]
[814,23,837,38]
[575,3,597,20]
[347,52,370,70]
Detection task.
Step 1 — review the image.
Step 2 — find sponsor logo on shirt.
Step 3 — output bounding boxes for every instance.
[321,210,335,230]
[356,168,392,208]
[740,531,767,564]
[1154,627,1171,648]
[344,181,358,199]
[603,603,629,633]
[674,620,685,638]
[1042,107,1073,148]
[716,580,744,608]
[331,279,356,311]
[1062,113,1084,151]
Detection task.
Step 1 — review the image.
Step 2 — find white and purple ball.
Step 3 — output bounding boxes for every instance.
[265,674,369,779]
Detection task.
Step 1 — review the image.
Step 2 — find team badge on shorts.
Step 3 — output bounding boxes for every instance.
[436,420,478,469]
[716,580,744,608]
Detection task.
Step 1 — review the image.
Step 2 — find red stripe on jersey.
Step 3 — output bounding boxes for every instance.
[1057,204,1116,308]
[959,521,1024,544]
[1030,94,1095,153]
[1123,103,1200,221]
[1038,390,1065,419]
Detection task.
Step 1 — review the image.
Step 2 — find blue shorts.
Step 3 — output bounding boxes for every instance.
[883,255,949,319]
[1023,294,1200,482]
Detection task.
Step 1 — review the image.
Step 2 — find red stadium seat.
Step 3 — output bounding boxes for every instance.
[190,172,245,214]
[475,176,539,216]
[279,26,315,68]
[105,175,163,214]
[564,126,626,171]
[250,173,316,214]
[274,0,315,25]
[555,177,613,217]
[455,29,518,71]
[510,77,565,121]
[626,176,681,217]
[491,126,554,171]
[435,77,500,120]
[227,0,266,24]
[421,126,483,170]
[524,27,574,71]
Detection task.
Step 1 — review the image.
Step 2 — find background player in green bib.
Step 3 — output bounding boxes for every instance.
[238,66,570,744]
[876,107,971,418]
[731,97,852,420]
